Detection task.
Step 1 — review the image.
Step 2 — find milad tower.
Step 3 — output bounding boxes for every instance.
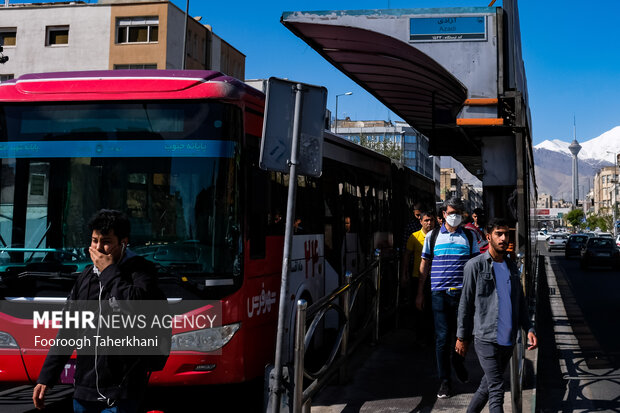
[568,133,581,208]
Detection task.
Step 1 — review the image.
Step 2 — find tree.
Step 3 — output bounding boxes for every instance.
[357,134,402,161]
[565,209,585,229]
[585,214,607,232]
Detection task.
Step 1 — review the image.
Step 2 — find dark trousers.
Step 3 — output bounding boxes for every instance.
[467,339,514,413]
[431,289,465,383]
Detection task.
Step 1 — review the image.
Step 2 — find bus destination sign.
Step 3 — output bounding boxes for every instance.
[409,16,486,42]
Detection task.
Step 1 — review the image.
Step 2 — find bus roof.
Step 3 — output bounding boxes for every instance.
[0,70,264,104]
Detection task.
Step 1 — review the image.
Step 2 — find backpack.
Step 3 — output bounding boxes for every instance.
[428,226,474,260]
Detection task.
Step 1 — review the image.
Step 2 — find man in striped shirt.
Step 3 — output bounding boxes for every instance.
[416,198,479,399]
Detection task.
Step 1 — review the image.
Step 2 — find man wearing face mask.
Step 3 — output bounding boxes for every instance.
[33,209,167,413]
[416,198,479,399]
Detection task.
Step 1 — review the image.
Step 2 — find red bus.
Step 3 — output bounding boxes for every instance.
[0,70,433,388]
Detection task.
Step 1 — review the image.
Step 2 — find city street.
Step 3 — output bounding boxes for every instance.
[537,241,620,411]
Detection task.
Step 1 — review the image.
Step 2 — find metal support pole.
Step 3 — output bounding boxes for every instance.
[510,330,523,413]
[293,299,307,413]
[339,272,352,383]
[181,0,189,69]
[334,95,339,134]
[394,252,400,329]
[373,249,381,343]
[269,83,304,413]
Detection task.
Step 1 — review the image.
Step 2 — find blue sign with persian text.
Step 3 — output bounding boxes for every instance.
[410,16,486,42]
[0,140,236,158]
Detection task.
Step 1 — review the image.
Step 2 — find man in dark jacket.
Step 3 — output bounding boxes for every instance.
[33,209,166,412]
[456,218,537,413]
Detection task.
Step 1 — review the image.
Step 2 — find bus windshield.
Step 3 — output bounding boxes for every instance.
[0,101,242,292]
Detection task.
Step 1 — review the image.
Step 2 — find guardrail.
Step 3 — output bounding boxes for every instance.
[291,250,398,412]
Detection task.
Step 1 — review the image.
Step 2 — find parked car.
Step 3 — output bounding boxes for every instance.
[536,230,549,241]
[616,235,620,248]
[546,233,568,251]
[565,234,589,258]
[580,237,620,270]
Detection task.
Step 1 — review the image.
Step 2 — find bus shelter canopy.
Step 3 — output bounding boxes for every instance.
[281,20,483,170]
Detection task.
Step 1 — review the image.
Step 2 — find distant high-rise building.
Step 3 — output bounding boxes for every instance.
[333,119,439,198]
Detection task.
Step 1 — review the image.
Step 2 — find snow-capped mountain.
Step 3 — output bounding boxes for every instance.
[533,126,620,199]
[536,126,620,163]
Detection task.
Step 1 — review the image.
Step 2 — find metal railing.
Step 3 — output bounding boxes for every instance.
[291,251,397,412]
[510,252,540,413]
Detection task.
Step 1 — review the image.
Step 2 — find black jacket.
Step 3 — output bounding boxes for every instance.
[37,254,167,402]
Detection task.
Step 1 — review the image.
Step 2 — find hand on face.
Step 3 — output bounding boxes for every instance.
[90,230,125,272]
[89,244,120,272]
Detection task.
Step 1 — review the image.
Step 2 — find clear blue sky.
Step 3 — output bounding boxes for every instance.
[171,0,620,146]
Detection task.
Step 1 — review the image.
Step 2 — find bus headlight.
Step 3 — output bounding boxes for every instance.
[171,323,240,352]
[0,331,18,348]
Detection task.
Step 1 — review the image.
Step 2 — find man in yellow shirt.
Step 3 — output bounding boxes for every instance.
[401,210,435,343]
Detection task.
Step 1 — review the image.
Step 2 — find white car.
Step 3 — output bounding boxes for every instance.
[536,231,549,241]
[546,233,568,251]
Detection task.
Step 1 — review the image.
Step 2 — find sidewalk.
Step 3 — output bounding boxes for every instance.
[310,318,537,412]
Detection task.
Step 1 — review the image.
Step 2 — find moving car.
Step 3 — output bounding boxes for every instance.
[565,234,589,258]
[546,233,568,251]
[580,237,620,270]
[537,230,549,241]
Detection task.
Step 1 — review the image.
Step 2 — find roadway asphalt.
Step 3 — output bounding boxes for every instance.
[537,244,620,412]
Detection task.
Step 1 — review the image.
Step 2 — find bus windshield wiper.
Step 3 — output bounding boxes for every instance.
[17,271,79,280]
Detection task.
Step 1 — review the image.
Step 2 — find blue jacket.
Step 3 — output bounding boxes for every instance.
[457,251,534,344]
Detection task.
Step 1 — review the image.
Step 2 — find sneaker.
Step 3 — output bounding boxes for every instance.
[437,380,451,399]
[453,358,469,383]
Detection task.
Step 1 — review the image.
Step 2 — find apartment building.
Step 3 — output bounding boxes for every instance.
[461,183,483,213]
[537,193,553,209]
[593,166,619,215]
[0,0,245,80]
[440,168,463,202]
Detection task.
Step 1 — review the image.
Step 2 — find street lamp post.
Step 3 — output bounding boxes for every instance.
[334,92,352,134]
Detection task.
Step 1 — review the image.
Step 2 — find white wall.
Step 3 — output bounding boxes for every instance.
[165,4,183,69]
[0,4,110,78]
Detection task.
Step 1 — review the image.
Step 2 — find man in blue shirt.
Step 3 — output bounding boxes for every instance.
[416,198,479,399]
[456,218,538,413]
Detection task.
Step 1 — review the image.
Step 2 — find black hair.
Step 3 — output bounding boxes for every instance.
[420,210,436,219]
[485,217,510,234]
[88,209,130,241]
[473,207,485,216]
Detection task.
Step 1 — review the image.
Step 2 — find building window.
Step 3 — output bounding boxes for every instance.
[30,174,46,196]
[46,26,69,46]
[0,74,14,82]
[117,17,159,44]
[0,28,16,46]
[114,64,158,70]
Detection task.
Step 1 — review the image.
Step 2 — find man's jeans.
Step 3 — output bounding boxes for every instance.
[467,339,514,413]
[73,398,140,413]
[431,289,465,382]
